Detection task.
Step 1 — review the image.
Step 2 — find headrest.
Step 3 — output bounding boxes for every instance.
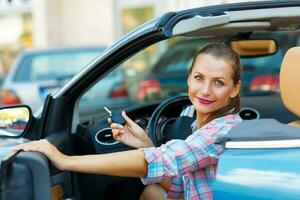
[280,47,300,117]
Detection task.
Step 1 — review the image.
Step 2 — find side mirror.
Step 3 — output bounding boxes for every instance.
[229,39,277,57]
[0,106,32,137]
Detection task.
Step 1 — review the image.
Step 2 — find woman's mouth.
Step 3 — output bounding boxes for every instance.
[197,97,216,105]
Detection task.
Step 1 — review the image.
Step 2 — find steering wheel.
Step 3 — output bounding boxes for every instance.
[148,95,195,147]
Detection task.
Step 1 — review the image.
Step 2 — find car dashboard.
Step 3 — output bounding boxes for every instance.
[75,94,299,157]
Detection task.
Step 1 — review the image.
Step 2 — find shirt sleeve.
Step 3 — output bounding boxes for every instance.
[140,124,232,185]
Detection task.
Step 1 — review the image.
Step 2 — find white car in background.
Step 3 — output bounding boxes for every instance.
[0,46,130,113]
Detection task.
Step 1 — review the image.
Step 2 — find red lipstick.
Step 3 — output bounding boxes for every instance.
[197,97,215,105]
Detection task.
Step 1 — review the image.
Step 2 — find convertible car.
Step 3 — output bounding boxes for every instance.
[1,1,300,199]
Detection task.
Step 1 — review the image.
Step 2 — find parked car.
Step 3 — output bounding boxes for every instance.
[0,47,106,112]
[1,1,300,200]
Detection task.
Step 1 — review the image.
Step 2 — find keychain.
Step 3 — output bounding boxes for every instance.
[104,107,126,126]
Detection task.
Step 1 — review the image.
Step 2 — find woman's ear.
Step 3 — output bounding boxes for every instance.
[230,80,241,98]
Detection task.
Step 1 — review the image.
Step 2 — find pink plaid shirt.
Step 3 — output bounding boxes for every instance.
[140,114,242,200]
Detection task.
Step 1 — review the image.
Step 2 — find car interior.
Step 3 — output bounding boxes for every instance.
[2,3,300,200]
[70,7,300,199]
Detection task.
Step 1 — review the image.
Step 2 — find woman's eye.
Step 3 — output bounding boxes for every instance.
[215,80,224,87]
[194,75,203,80]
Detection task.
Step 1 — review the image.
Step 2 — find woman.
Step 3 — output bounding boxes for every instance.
[14,44,242,200]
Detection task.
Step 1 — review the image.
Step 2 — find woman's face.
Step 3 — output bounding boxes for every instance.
[188,54,240,118]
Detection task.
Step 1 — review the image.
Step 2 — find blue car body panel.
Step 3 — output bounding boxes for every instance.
[214,118,300,199]
[215,148,300,199]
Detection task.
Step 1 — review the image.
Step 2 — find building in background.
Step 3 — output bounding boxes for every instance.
[31,0,115,48]
[0,0,32,76]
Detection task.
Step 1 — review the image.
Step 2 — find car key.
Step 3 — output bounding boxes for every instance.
[104,107,126,126]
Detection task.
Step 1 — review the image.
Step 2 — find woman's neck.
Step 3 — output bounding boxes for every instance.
[196,112,210,128]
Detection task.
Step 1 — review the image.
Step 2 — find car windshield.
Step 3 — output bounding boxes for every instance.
[13,49,101,82]
[146,31,299,97]
[78,30,300,121]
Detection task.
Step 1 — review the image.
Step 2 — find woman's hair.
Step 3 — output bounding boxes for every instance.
[189,43,242,123]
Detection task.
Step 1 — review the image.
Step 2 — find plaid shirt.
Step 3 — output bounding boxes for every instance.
[140,114,242,200]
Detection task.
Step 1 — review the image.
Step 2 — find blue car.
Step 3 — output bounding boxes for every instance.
[1,1,300,199]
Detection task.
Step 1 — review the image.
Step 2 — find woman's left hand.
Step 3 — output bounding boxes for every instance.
[108,111,154,148]
[12,139,68,170]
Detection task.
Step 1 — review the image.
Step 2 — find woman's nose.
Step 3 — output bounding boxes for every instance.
[201,81,212,96]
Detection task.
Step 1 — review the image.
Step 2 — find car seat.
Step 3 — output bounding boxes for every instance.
[280,47,300,127]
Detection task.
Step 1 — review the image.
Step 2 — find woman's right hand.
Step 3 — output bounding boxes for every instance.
[12,139,68,170]
[108,111,154,148]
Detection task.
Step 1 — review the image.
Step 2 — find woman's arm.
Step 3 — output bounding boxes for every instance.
[13,139,148,177]
[65,150,148,177]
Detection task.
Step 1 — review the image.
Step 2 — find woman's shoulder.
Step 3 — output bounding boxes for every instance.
[187,114,242,140]
[202,113,242,130]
